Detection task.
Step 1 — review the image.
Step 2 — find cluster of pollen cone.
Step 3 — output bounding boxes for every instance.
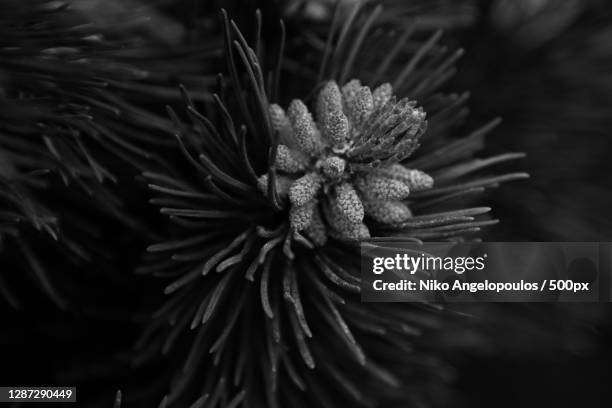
[258,79,434,244]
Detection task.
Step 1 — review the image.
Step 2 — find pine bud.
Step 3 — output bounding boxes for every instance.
[340,222,370,241]
[354,174,411,200]
[287,99,321,156]
[321,156,346,178]
[289,172,323,206]
[380,165,434,191]
[322,109,350,149]
[342,79,373,126]
[269,103,290,132]
[316,81,343,118]
[341,79,361,105]
[372,83,393,109]
[290,200,316,231]
[317,81,349,148]
[275,144,306,173]
[305,205,327,246]
[324,202,370,241]
[363,199,412,224]
[332,220,371,241]
[332,182,364,224]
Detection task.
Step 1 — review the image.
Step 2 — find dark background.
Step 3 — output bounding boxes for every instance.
[2,1,612,407]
